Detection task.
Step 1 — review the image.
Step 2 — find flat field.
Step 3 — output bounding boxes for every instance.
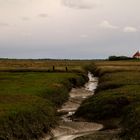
[0,59,92,72]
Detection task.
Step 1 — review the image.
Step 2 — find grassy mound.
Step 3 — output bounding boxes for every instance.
[0,95,56,140]
[120,103,140,139]
[75,61,140,140]
[0,72,88,139]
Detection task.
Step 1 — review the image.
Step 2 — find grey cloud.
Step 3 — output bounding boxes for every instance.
[62,0,97,9]
[38,13,48,18]
[0,22,9,27]
[22,17,30,21]
[80,34,88,38]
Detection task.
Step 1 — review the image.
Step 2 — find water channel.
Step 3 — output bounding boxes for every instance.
[43,72,103,140]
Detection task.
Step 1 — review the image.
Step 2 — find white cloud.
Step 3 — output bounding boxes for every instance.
[62,0,98,9]
[21,32,32,37]
[123,26,138,33]
[80,34,88,38]
[99,20,118,29]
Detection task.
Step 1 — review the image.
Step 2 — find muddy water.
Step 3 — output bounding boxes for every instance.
[42,72,103,140]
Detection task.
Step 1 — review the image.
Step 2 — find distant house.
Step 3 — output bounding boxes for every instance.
[133,51,140,59]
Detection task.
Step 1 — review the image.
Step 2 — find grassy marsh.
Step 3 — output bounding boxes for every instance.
[75,60,140,140]
[0,59,140,140]
[0,71,88,139]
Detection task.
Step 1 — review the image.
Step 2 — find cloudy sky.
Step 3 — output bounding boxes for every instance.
[0,0,140,59]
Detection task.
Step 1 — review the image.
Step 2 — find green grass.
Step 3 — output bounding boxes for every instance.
[75,61,140,140]
[0,72,88,140]
[1,59,140,140]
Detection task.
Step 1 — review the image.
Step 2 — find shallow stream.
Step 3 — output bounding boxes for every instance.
[42,72,103,140]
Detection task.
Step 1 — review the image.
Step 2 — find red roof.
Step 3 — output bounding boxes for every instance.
[133,51,140,58]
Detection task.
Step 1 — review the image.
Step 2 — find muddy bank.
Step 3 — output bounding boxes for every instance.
[42,72,103,140]
[74,129,121,140]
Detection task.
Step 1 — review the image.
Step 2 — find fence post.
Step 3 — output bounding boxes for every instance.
[66,66,68,72]
[53,66,55,71]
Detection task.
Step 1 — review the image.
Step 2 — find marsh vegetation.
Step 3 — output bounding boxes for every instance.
[75,60,140,140]
[0,59,140,140]
[0,59,89,140]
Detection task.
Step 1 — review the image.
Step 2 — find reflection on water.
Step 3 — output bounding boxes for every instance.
[85,72,98,92]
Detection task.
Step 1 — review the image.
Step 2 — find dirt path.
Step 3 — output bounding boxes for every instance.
[42,73,103,140]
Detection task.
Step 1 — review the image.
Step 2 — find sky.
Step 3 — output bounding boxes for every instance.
[0,0,140,59]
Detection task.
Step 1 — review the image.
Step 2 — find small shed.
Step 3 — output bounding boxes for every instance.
[133,51,140,59]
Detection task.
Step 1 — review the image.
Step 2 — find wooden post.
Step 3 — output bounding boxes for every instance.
[66,66,68,72]
[53,66,55,71]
